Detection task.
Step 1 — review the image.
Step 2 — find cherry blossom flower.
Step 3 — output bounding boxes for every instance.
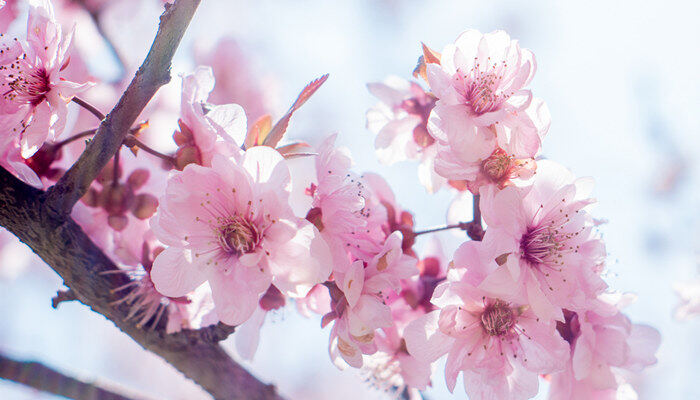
[0,0,92,159]
[404,264,569,399]
[426,29,550,186]
[478,160,608,321]
[360,238,448,396]
[366,76,445,193]
[306,134,388,265]
[548,300,660,400]
[327,232,418,368]
[150,147,332,325]
[174,66,246,169]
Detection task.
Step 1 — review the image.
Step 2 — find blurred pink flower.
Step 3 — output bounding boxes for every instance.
[0,0,92,158]
[673,278,700,320]
[194,37,277,122]
[366,76,444,193]
[150,147,331,325]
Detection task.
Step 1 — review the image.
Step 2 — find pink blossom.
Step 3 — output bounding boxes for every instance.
[358,238,448,394]
[548,302,660,400]
[426,29,550,185]
[174,66,246,169]
[404,265,569,399]
[478,160,608,321]
[327,232,418,368]
[0,0,92,158]
[150,147,332,325]
[366,76,445,193]
[307,134,388,265]
[295,282,332,318]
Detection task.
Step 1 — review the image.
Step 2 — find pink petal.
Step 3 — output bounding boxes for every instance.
[151,247,207,297]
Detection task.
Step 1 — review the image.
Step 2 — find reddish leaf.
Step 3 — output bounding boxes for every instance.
[421,42,441,65]
[413,43,441,82]
[262,74,329,148]
[244,114,272,148]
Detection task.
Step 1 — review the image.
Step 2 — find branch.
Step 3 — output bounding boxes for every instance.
[466,194,484,241]
[0,166,282,399]
[46,0,200,217]
[0,352,138,400]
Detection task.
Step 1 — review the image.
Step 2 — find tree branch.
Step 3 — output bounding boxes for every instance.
[46,0,200,217]
[0,352,139,400]
[0,166,282,399]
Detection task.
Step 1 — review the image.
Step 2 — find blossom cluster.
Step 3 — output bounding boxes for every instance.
[0,2,661,399]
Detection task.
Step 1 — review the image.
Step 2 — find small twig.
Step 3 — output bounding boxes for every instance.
[0,352,139,400]
[72,97,106,121]
[466,194,484,241]
[412,194,484,240]
[123,134,176,165]
[51,289,77,309]
[54,129,97,148]
[413,222,469,236]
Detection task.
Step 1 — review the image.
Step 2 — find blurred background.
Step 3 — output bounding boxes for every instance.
[1,0,698,398]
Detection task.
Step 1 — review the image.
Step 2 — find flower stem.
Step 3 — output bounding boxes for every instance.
[54,129,97,148]
[72,97,106,121]
[123,134,176,166]
[112,149,120,187]
[413,222,470,236]
[413,194,484,240]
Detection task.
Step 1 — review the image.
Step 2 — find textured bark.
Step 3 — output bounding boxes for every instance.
[0,352,138,400]
[0,167,282,400]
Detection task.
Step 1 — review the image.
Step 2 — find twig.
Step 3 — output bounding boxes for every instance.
[413,222,469,236]
[124,134,176,165]
[54,128,97,148]
[0,352,138,400]
[72,97,106,121]
[412,194,484,240]
[46,0,201,217]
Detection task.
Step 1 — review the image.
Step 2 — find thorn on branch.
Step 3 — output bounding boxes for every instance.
[169,322,237,346]
[51,289,77,309]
